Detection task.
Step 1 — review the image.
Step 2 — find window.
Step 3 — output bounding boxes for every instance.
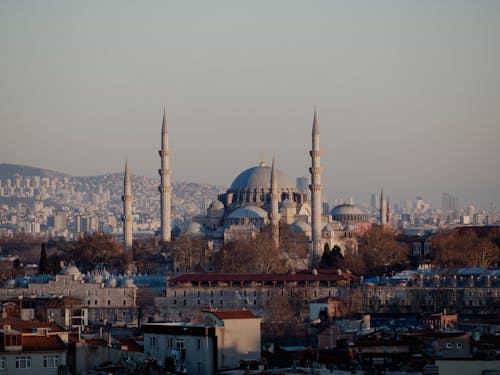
[16,356,31,369]
[197,339,201,350]
[168,338,173,348]
[43,355,59,368]
[445,343,453,349]
[0,357,5,370]
[107,300,111,305]
[94,300,98,305]
[150,336,157,347]
[176,339,184,349]
[123,300,126,306]
[456,342,463,349]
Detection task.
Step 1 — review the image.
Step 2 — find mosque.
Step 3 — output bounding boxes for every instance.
[123,109,382,266]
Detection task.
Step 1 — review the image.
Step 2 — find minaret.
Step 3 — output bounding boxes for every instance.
[270,156,280,248]
[386,195,392,228]
[380,188,387,226]
[122,159,133,252]
[158,108,172,243]
[309,109,323,261]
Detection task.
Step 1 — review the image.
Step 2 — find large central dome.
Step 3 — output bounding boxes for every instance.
[230,163,295,191]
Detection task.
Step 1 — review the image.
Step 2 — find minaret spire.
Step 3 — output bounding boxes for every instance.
[122,158,133,252]
[159,108,172,243]
[386,195,392,228]
[270,155,280,248]
[380,188,387,226]
[309,108,323,263]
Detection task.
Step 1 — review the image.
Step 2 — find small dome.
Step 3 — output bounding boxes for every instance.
[323,223,334,232]
[208,200,224,211]
[183,221,202,235]
[345,224,356,231]
[329,221,342,230]
[123,278,135,288]
[281,199,295,208]
[61,265,81,276]
[90,274,104,283]
[106,277,117,287]
[291,220,311,235]
[227,206,268,219]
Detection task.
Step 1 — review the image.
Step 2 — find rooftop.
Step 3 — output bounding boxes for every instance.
[169,270,360,284]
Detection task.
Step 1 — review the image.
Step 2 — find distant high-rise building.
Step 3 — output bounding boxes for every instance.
[48,212,67,232]
[370,193,377,209]
[442,192,459,211]
[296,176,309,194]
[380,188,387,226]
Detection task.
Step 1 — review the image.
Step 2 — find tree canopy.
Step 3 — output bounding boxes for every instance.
[345,225,409,277]
[431,228,500,268]
[72,232,122,271]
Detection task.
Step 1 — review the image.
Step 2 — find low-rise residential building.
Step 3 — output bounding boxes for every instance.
[143,310,261,375]
[0,317,68,374]
[0,266,137,327]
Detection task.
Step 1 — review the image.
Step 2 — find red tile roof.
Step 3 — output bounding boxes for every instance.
[0,318,64,333]
[209,310,259,320]
[170,270,360,283]
[119,337,144,353]
[22,335,66,351]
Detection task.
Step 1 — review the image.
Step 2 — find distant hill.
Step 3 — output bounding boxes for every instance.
[0,163,226,222]
[0,164,70,180]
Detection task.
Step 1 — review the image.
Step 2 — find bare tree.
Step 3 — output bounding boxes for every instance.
[432,228,500,268]
[72,232,122,271]
[214,232,287,273]
[353,226,409,276]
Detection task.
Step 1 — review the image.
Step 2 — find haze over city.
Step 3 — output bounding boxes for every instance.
[1,1,499,208]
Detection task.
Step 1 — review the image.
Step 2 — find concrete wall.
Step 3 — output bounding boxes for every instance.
[143,330,216,375]
[218,319,261,369]
[1,350,67,375]
[435,360,500,375]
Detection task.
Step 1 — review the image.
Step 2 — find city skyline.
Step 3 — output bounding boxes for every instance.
[1,1,499,208]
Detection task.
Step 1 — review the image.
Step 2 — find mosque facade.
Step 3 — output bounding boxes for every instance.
[171,110,371,260]
[124,109,373,265]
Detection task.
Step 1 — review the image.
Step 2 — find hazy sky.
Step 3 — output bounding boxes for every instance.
[1,1,499,208]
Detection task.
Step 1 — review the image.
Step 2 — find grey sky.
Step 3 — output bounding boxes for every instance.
[1,1,499,208]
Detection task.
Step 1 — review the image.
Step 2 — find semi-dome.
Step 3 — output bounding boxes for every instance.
[183,221,202,235]
[291,220,311,235]
[208,200,225,211]
[230,163,295,191]
[61,265,81,276]
[281,198,296,208]
[227,206,268,219]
